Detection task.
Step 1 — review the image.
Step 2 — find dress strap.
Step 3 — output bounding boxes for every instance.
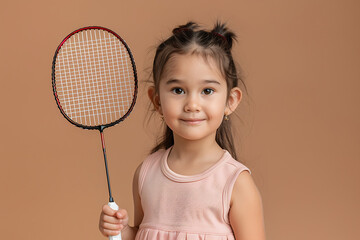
[222,164,251,224]
[138,149,165,195]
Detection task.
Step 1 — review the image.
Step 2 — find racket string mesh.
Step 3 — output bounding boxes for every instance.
[54,29,135,127]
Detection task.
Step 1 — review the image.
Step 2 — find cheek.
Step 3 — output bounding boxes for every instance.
[206,97,227,115]
[159,95,178,116]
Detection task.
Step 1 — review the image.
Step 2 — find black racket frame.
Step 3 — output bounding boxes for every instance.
[52,26,138,130]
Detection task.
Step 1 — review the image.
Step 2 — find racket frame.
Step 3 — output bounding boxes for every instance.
[51,26,138,131]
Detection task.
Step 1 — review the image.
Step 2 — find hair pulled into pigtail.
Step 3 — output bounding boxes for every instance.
[210,21,236,50]
[172,21,199,34]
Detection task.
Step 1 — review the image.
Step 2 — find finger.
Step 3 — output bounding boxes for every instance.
[102,204,117,216]
[102,214,122,224]
[101,222,122,231]
[102,229,121,237]
[116,209,128,219]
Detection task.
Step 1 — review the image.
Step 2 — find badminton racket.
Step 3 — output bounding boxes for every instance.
[52,26,137,240]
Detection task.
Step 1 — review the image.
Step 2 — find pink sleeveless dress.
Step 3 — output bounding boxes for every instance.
[136,147,251,240]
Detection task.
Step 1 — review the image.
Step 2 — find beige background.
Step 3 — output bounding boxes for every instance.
[0,0,359,239]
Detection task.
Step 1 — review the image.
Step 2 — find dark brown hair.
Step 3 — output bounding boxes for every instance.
[149,21,247,160]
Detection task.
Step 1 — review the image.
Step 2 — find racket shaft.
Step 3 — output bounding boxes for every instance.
[100,129,114,202]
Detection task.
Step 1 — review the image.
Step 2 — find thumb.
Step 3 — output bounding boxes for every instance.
[116,209,127,219]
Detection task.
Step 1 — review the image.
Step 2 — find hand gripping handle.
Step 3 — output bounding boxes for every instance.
[108,201,122,240]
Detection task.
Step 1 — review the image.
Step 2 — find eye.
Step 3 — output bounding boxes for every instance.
[171,87,185,94]
[202,88,214,95]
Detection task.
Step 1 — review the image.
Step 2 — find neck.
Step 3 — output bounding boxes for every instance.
[170,134,223,162]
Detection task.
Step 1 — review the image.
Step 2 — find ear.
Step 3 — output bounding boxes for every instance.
[148,86,163,115]
[225,87,242,115]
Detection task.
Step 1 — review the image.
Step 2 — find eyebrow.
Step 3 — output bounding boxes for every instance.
[165,79,221,85]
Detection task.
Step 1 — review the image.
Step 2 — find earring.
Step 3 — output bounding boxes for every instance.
[224,115,229,121]
[160,115,164,121]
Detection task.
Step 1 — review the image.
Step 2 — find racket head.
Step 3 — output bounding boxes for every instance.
[52,26,138,130]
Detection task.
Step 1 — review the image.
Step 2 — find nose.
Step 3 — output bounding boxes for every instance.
[184,94,200,112]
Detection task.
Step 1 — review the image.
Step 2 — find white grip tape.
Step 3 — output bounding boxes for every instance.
[108,202,122,240]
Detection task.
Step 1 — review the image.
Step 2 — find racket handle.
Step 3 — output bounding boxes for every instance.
[108,201,122,240]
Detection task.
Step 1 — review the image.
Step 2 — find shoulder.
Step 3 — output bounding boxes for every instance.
[221,154,252,212]
[138,149,166,177]
[223,152,252,175]
[133,162,143,184]
[142,148,167,166]
[221,154,252,200]
[230,170,261,207]
[138,148,166,175]
[136,148,168,194]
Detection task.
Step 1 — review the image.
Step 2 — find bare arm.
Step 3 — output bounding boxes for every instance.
[229,171,266,240]
[121,163,144,239]
[99,163,144,240]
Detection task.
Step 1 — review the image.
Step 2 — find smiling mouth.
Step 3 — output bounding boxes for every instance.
[180,119,204,125]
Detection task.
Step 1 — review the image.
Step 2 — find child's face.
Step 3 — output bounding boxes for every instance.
[155,53,233,142]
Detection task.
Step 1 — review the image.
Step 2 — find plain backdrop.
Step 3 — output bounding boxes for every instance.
[0,0,359,239]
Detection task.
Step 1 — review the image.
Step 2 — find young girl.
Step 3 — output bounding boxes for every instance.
[99,21,266,240]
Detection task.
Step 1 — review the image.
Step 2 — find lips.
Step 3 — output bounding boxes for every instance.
[180,118,204,125]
